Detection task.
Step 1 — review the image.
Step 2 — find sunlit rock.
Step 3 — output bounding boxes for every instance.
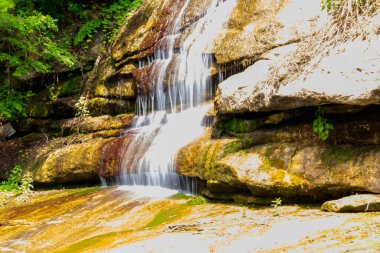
[177,134,380,199]
[322,194,380,212]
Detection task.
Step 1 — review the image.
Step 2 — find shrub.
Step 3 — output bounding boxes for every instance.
[0,165,34,194]
[0,85,34,121]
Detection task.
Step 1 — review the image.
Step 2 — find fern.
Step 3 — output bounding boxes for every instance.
[74,19,102,46]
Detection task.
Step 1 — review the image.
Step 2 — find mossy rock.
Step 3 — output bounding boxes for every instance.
[28,98,76,119]
[58,76,82,98]
[31,137,113,185]
[177,133,380,199]
[88,97,135,116]
[176,130,249,185]
[217,118,266,133]
[94,80,135,99]
[29,103,52,118]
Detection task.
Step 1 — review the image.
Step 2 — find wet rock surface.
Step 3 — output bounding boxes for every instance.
[0,187,379,253]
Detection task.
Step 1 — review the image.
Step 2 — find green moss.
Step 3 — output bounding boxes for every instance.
[264,146,274,157]
[146,196,206,228]
[29,103,51,118]
[57,230,130,253]
[224,118,250,133]
[94,83,108,97]
[322,146,356,166]
[185,196,207,206]
[171,192,192,200]
[59,76,82,97]
[75,186,102,195]
[145,205,186,228]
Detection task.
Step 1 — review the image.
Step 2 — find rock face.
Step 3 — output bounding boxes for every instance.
[32,138,111,184]
[2,0,379,196]
[321,194,380,212]
[215,10,380,114]
[216,34,380,114]
[177,131,380,199]
[0,114,135,184]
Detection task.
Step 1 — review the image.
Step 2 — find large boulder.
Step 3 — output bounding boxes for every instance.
[177,131,380,199]
[216,14,380,114]
[321,194,380,212]
[1,114,136,185]
[31,137,112,185]
[212,0,327,64]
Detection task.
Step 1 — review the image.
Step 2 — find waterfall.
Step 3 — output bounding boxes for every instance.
[108,0,237,193]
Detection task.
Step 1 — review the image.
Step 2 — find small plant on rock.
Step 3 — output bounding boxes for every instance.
[313,107,334,141]
[20,172,34,195]
[271,197,282,208]
[74,96,89,117]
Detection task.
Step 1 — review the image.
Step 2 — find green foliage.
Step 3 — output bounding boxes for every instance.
[74,0,143,47]
[0,4,76,81]
[313,108,334,141]
[74,19,102,46]
[271,197,282,208]
[11,0,143,54]
[321,0,377,15]
[0,165,22,191]
[0,85,34,121]
[0,0,14,13]
[321,0,342,13]
[0,165,34,194]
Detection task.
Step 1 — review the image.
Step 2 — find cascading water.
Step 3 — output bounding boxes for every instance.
[108,0,237,193]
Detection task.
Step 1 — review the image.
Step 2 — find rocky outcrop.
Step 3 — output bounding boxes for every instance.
[215,9,380,114]
[94,0,329,101]
[31,137,111,185]
[216,34,380,114]
[322,194,380,212]
[15,114,134,135]
[177,128,380,200]
[1,114,135,184]
[213,0,326,64]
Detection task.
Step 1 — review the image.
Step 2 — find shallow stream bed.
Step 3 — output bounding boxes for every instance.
[0,187,379,252]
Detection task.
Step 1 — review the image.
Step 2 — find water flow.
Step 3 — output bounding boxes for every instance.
[115,0,237,193]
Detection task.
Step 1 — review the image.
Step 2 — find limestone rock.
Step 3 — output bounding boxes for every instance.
[94,80,135,99]
[28,98,76,119]
[321,194,380,212]
[88,97,135,116]
[216,25,380,114]
[61,114,135,133]
[213,0,327,64]
[15,114,134,135]
[177,134,380,199]
[112,0,184,61]
[31,137,113,185]
[0,123,16,139]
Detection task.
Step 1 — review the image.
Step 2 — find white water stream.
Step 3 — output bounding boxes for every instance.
[111,0,237,193]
